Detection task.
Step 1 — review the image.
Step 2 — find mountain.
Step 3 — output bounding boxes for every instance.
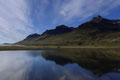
[23,33,40,41]
[0,43,12,46]
[36,25,74,41]
[42,25,74,35]
[17,16,120,47]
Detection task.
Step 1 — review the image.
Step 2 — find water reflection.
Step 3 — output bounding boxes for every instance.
[0,49,119,80]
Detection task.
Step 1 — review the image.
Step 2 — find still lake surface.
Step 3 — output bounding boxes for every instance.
[0,49,120,80]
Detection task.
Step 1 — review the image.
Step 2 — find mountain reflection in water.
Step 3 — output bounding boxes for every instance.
[0,49,119,80]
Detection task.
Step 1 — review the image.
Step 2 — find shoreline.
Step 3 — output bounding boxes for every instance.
[0,46,119,51]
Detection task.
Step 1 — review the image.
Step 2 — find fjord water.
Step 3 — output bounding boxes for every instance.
[0,49,120,80]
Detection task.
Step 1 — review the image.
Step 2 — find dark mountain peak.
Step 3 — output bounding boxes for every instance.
[56,25,68,29]
[90,15,120,25]
[23,33,40,41]
[94,15,103,19]
[89,15,120,26]
[42,25,74,35]
[78,16,120,31]
[27,33,40,37]
[96,15,102,18]
[90,15,107,23]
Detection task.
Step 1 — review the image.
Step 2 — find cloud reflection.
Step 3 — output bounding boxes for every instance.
[0,50,119,80]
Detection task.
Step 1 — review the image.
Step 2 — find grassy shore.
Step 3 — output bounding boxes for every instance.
[0,45,119,50]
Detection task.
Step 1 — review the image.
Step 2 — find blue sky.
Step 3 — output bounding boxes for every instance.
[0,0,120,43]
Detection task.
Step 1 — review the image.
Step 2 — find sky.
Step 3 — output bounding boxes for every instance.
[0,0,120,43]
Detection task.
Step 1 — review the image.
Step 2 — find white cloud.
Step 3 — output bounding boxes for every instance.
[0,0,33,43]
[60,10,67,17]
[59,0,120,22]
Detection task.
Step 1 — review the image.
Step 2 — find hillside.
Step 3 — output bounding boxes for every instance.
[17,16,120,47]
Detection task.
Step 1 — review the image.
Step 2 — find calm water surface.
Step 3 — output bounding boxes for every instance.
[0,49,120,80]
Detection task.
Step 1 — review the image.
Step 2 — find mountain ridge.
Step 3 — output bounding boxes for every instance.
[17,16,120,47]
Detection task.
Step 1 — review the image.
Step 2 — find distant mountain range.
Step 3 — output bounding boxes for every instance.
[17,16,120,47]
